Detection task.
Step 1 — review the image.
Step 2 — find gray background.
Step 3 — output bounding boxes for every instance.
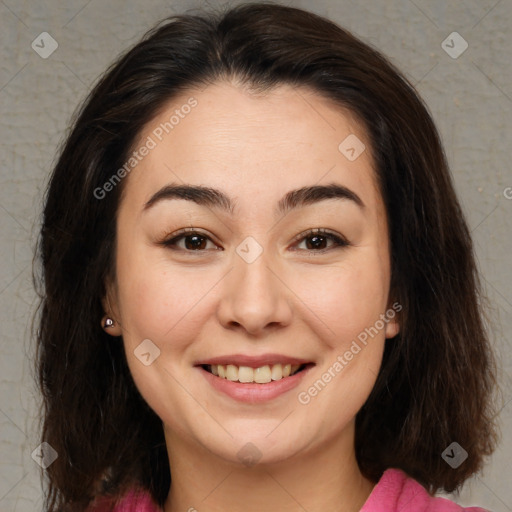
[0,0,511,510]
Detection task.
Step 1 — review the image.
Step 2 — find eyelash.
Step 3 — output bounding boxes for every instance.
[159,227,350,254]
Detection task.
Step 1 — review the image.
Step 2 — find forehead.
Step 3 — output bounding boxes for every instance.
[122,80,383,217]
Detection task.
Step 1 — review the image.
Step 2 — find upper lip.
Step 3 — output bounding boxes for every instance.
[195,353,313,368]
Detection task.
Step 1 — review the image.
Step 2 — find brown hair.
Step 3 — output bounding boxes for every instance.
[35,2,499,510]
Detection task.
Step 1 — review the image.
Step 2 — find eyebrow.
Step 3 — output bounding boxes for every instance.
[143,182,365,217]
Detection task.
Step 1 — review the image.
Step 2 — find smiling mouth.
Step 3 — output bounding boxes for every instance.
[201,363,311,384]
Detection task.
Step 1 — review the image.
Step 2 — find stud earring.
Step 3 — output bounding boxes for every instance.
[103,317,115,329]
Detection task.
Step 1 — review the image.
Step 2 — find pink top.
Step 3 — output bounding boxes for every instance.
[89,468,490,511]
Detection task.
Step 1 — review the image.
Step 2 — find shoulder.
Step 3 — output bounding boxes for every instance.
[360,468,490,512]
[87,488,161,512]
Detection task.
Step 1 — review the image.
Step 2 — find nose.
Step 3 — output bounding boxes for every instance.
[216,248,293,337]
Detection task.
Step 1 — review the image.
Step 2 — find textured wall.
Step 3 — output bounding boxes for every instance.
[0,1,510,511]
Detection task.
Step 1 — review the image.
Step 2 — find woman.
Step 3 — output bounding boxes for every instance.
[35,2,499,511]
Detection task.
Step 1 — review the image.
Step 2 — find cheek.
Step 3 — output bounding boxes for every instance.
[116,251,211,350]
[115,256,211,423]
[293,252,390,346]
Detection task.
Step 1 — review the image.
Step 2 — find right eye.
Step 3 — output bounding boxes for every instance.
[160,228,220,252]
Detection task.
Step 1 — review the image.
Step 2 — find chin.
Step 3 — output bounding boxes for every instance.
[199,424,314,467]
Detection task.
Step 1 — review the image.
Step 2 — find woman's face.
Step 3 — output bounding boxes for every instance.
[107,80,399,465]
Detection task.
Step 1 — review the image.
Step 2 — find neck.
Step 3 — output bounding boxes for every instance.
[163,422,376,512]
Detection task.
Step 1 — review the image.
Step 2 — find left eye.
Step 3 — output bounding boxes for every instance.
[160,228,349,253]
[292,228,349,252]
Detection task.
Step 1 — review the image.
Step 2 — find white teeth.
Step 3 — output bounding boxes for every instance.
[271,364,282,380]
[238,366,254,383]
[226,364,238,381]
[254,365,271,383]
[208,363,302,383]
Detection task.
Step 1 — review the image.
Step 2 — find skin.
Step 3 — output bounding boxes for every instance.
[103,80,400,512]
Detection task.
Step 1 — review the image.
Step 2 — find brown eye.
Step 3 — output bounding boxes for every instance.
[179,233,209,251]
[161,229,218,252]
[160,227,349,254]
[292,228,349,253]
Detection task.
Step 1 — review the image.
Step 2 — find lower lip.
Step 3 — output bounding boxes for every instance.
[198,365,314,403]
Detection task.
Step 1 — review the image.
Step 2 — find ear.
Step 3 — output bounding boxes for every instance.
[384,300,401,339]
[101,277,123,337]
